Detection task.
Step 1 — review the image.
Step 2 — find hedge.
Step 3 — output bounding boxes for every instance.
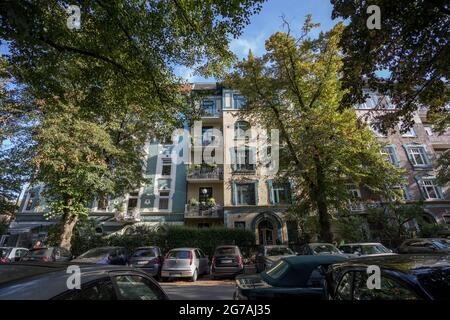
[70,224,256,258]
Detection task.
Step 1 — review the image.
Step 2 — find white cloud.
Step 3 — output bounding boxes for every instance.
[230,33,266,59]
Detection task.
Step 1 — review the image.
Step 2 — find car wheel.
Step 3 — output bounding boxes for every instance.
[190,269,198,282]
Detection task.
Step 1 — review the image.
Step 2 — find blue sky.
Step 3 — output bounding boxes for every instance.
[181,0,339,82]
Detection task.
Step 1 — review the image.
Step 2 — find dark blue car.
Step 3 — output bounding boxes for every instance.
[73,247,128,265]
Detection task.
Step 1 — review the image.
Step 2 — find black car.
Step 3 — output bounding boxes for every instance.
[327,254,450,300]
[211,245,244,279]
[128,246,163,278]
[234,255,348,300]
[73,247,128,265]
[397,238,450,254]
[255,245,296,272]
[0,262,169,300]
[21,247,72,262]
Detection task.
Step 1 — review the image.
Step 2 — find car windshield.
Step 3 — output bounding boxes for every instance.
[432,240,450,249]
[133,249,157,258]
[361,245,391,255]
[266,247,294,256]
[27,248,50,257]
[312,244,340,254]
[167,250,190,259]
[417,267,450,300]
[78,248,115,259]
[264,260,290,280]
[214,247,238,255]
[0,248,11,258]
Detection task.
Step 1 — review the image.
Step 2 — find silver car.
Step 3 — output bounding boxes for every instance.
[161,248,209,282]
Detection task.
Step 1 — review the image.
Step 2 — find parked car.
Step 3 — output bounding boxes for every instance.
[73,247,128,265]
[211,245,244,279]
[21,247,72,262]
[234,255,348,300]
[338,243,395,257]
[327,254,450,300]
[0,262,169,300]
[298,243,357,258]
[161,247,209,282]
[397,238,450,254]
[128,246,163,278]
[0,247,29,264]
[255,245,296,272]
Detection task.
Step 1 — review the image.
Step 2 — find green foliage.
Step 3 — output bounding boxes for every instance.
[1,1,264,248]
[335,215,370,243]
[418,221,448,238]
[73,225,256,258]
[226,17,404,242]
[331,0,450,133]
[0,219,8,235]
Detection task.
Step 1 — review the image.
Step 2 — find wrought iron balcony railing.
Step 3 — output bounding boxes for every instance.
[185,204,224,218]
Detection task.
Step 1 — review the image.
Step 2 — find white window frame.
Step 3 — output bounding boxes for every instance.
[399,121,416,137]
[419,177,442,200]
[408,146,428,166]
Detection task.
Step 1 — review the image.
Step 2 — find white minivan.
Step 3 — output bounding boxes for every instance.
[161,247,209,282]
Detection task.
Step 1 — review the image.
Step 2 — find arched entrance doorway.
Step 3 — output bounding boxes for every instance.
[252,212,283,245]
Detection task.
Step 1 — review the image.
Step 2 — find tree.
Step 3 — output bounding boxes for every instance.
[0,0,265,249]
[0,57,34,216]
[330,0,450,133]
[226,17,404,242]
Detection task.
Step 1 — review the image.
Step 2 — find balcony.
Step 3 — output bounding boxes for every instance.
[428,133,450,149]
[185,204,224,219]
[348,202,384,212]
[115,208,141,222]
[187,164,223,181]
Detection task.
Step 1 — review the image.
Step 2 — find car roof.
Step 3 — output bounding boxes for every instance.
[0,262,146,299]
[215,245,239,248]
[340,243,383,246]
[169,247,197,251]
[263,245,289,248]
[86,246,125,250]
[134,246,159,250]
[278,255,348,286]
[333,254,450,275]
[308,243,335,247]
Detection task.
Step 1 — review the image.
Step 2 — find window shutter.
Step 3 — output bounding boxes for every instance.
[267,180,274,204]
[421,145,432,167]
[390,145,400,167]
[286,182,293,204]
[229,147,236,171]
[250,146,257,170]
[231,182,236,205]
[403,144,415,166]
[254,181,259,205]
[414,176,426,200]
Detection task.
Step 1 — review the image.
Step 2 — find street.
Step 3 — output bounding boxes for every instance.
[160,276,236,300]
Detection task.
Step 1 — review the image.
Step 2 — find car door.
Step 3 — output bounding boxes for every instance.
[193,249,202,273]
[111,273,168,300]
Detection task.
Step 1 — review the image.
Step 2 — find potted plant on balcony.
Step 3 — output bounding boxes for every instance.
[189,198,199,207]
[206,197,216,208]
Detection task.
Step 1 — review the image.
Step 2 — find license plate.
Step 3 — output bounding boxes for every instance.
[170,272,181,276]
[137,261,148,265]
[221,259,232,264]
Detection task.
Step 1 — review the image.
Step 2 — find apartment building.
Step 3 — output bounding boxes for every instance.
[4,140,186,247]
[6,83,449,247]
[353,93,450,226]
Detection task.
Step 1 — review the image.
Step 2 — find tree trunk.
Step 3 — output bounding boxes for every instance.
[59,209,78,251]
[313,151,333,243]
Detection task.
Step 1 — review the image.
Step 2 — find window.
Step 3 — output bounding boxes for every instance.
[232,147,255,172]
[399,121,416,137]
[234,182,256,205]
[234,121,251,140]
[356,91,379,109]
[443,215,450,225]
[269,181,291,204]
[113,275,163,300]
[97,194,108,210]
[25,191,36,211]
[158,179,171,190]
[158,191,170,210]
[234,221,246,229]
[202,99,215,115]
[405,145,430,167]
[380,145,399,166]
[353,272,419,300]
[370,123,386,137]
[161,159,172,176]
[199,187,213,203]
[127,192,139,211]
[202,126,214,145]
[335,272,353,300]
[59,280,116,300]
[347,184,363,211]
[233,94,246,109]
[418,177,442,200]
[424,126,433,136]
